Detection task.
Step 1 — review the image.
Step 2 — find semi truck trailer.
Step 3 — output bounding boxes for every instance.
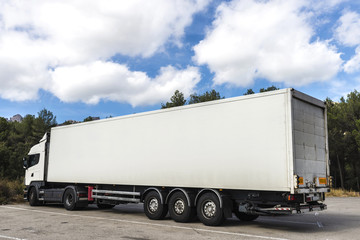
[23,88,330,226]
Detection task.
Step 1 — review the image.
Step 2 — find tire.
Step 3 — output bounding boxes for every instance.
[168,192,196,223]
[97,203,115,209]
[144,191,168,220]
[197,193,224,226]
[63,189,77,211]
[28,187,40,206]
[234,210,259,221]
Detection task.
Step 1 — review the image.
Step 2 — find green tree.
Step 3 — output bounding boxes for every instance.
[188,89,223,104]
[243,89,255,95]
[34,109,57,139]
[339,91,360,190]
[0,117,10,142]
[327,91,360,190]
[326,98,346,189]
[37,108,57,128]
[243,86,279,95]
[161,90,187,109]
[84,116,95,122]
[259,85,279,92]
[0,109,58,180]
[7,115,38,179]
[62,120,75,125]
[0,141,11,178]
[0,118,11,178]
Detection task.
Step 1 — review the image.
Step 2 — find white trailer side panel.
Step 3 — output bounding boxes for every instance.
[47,90,293,191]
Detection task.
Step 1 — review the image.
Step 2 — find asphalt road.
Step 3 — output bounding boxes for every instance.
[1,197,359,240]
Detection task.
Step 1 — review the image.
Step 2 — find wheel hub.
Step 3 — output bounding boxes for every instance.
[203,201,216,218]
[66,194,73,206]
[174,199,185,215]
[148,198,159,213]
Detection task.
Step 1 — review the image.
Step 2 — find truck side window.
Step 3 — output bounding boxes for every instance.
[28,154,40,168]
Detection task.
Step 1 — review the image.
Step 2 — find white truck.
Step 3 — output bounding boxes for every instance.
[23,88,329,226]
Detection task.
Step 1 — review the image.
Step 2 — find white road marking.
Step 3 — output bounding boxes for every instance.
[0,235,27,240]
[317,221,324,228]
[1,206,288,240]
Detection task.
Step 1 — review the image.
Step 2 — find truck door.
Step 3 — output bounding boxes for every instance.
[25,154,41,182]
[292,97,329,190]
[24,139,46,186]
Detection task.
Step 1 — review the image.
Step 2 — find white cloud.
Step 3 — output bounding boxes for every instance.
[335,11,360,47]
[49,61,201,107]
[308,0,345,13]
[0,0,208,103]
[335,10,360,73]
[344,46,360,73]
[327,76,360,101]
[193,0,342,87]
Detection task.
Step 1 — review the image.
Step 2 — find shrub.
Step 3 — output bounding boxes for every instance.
[326,188,360,197]
[0,178,25,204]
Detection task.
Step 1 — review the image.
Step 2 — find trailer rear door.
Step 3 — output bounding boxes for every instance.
[292,91,329,191]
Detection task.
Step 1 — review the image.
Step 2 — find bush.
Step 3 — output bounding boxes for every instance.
[326,188,360,197]
[0,178,25,204]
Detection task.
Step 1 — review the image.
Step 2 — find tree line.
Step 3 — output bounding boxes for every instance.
[326,92,360,190]
[160,89,224,108]
[160,86,278,108]
[0,87,359,191]
[0,109,57,180]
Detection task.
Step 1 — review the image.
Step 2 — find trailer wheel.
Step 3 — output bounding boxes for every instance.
[144,191,167,220]
[63,189,77,211]
[28,187,40,206]
[234,210,259,221]
[168,192,196,223]
[197,193,224,226]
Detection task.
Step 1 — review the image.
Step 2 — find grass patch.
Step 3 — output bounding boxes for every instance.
[326,188,360,197]
[0,178,25,204]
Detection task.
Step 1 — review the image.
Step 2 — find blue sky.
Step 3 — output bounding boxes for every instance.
[1,0,360,123]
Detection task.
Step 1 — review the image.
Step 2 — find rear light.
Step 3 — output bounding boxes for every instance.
[294,175,305,188]
[88,186,94,201]
[288,194,296,201]
[329,176,333,188]
[287,194,303,202]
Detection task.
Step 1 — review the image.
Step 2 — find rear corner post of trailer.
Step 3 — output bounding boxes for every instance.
[23,88,330,226]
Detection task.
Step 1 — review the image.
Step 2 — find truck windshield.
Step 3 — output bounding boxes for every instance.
[28,154,40,168]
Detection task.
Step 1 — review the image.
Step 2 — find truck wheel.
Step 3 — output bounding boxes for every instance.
[28,187,40,206]
[97,203,115,209]
[63,189,77,211]
[197,193,224,226]
[234,210,259,221]
[144,191,168,220]
[168,192,196,223]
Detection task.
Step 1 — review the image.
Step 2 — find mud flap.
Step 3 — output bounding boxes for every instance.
[222,196,233,218]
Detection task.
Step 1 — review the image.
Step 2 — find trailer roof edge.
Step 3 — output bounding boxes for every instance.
[291,89,325,109]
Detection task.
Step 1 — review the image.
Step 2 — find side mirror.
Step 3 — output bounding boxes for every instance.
[23,157,28,169]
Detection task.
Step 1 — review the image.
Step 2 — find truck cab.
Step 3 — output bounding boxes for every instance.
[23,133,47,186]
